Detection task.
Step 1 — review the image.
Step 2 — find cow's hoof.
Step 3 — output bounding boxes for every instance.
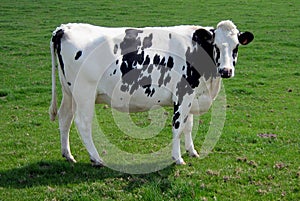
[187,149,200,158]
[63,154,77,163]
[190,152,200,158]
[91,159,105,167]
[175,158,186,165]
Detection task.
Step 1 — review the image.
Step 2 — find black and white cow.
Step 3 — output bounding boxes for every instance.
[49,20,254,166]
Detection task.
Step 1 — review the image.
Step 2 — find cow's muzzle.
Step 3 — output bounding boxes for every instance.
[219,68,233,78]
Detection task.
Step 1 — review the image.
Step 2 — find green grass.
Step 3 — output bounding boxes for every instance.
[1,0,300,200]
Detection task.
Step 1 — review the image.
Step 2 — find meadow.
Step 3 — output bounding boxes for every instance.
[0,0,299,200]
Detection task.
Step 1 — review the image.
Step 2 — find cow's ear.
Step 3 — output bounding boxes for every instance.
[238,31,254,45]
[193,28,214,44]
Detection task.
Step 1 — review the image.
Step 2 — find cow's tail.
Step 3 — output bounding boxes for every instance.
[49,28,64,121]
[49,38,58,121]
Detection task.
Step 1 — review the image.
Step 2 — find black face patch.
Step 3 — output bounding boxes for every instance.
[192,28,214,59]
[190,29,218,80]
[232,45,239,66]
[213,45,220,67]
[75,51,82,60]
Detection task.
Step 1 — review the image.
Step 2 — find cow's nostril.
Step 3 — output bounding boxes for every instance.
[219,68,232,78]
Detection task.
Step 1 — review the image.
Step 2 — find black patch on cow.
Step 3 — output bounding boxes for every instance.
[52,29,65,77]
[120,29,143,55]
[158,56,173,87]
[164,74,171,86]
[169,33,172,39]
[144,85,152,96]
[75,51,82,60]
[192,28,215,64]
[116,60,119,65]
[232,45,238,59]
[189,29,219,80]
[114,44,118,54]
[174,122,180,129]
[183,115,188,123]
[120,84,129,92]
[67,82,71,86]
[232,45,239,66]
[143,55,151,66]
[150,88,155,97]
[159,57,166,67]
[153,54,160,66]
[175,75,194,105]
[113,69,117,75]
[174,101,179,113]
[119,29,156,96]
[143,84,155,97]
[118,29,174,98]
[173,102,181,129]
[142,33,153,50]
[167,56,174,68]
[147,64,154,74]
[174,29,218,108]
[214,45,220,67]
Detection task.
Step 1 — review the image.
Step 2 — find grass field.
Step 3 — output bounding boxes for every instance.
[1,0,300,200]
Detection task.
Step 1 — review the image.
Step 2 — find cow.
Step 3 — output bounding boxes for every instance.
[49,20,254,166]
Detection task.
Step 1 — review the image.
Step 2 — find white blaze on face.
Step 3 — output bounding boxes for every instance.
[213,20,240,78]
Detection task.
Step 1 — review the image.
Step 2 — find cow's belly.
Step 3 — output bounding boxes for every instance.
[95,86,173,112]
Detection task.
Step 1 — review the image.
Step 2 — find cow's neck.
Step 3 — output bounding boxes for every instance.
[194,76,221,100]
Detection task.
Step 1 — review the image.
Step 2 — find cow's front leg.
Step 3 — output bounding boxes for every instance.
[172,101,191,165]
[172,127,185,165]
[183,114,199,158]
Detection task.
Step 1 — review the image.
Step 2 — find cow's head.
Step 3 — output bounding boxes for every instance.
[193,20,254,78]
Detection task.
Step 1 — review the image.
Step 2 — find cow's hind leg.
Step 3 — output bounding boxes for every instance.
[183,114,199,158]
[58,91,76,163]
[73,90,104,167]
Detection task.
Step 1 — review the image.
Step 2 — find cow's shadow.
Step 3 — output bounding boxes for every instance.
[0,160,175,191]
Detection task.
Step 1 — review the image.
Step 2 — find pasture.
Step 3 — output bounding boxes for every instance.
[0,0,299,200]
